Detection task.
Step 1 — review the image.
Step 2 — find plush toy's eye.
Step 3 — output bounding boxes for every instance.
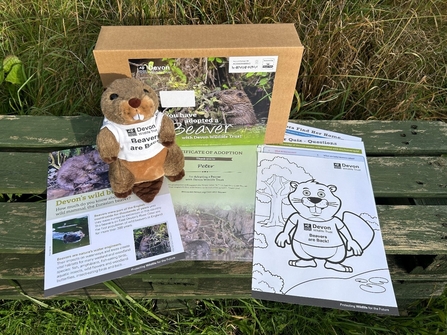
[110,93,119,100]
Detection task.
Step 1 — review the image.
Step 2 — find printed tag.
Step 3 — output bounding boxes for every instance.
[159,90,196,108]
[229,56,278,73]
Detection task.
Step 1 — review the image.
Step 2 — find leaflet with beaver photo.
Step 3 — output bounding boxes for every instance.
[129,57,277,146]
[252,138,398,315]
[44,146,185,297]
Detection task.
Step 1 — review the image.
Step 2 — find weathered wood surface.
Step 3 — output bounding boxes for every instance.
[295,120,447,156]
[1,278,444,302]
[1,203,447,256]
[1,116,447,304]
[2,255,447,302]
[0,115,102,151]
[1,116,447,155]
[2,153,447,197]
[1,252,447,282]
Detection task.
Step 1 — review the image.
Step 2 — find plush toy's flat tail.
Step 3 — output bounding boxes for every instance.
[132,177,164,203]
[114,190,132,198]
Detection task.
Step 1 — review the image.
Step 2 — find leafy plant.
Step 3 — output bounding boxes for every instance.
[0,55,31,114]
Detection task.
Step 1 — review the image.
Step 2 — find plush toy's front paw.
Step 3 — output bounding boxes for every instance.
[103,156,117,164]
[160,140,174,148]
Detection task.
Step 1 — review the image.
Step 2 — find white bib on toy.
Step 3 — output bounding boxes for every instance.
[101,111,165,162]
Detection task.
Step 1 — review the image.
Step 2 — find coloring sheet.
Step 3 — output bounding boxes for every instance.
[252,140,398,315]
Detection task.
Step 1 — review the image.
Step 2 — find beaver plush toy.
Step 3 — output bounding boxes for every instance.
[96,77,185,203]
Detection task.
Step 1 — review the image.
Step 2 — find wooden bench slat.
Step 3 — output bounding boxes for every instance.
[378,206,447,254]
[0,278,252,300]
[0,203,45,253]
[0,152,48,194]
[0,115,101,151]
[1,203,446,257]
[1,254,446,304]
[368,156,447,198]
[0,254,44,279]
[1,153,446,197]
[3,254,447,281]
[299,120,447,156]
[0,278,444,303]
[2,117,447,156]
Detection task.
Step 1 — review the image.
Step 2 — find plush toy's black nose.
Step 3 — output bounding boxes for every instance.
[128,98,141,108]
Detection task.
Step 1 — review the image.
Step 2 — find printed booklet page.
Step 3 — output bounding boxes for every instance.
[44,146,184,297]
[252,133,398,315]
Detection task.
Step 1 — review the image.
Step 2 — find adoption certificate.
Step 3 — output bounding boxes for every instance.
[168,145,257,261]
[252,139,398,315]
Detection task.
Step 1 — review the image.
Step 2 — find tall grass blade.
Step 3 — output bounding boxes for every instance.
[103,280,165,323]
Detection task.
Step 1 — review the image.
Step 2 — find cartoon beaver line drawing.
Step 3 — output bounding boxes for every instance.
[275,179,374,273]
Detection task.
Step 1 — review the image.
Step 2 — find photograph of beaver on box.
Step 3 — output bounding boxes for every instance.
[129,57,275,145]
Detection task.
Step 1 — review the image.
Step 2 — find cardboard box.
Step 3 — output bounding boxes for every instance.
[94,24,303,145]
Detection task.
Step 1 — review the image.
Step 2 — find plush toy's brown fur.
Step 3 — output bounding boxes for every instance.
[96,77,185,202]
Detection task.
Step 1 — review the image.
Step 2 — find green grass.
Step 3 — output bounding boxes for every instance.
[1,0,447,333]
[1,295,447,334]
[1,0,446,119]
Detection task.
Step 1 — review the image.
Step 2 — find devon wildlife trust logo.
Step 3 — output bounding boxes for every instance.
[130,59,171,76]
[126,129,137,137]
[333,162,361,171]
[143,61,170,74]
[137,65,147,74]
